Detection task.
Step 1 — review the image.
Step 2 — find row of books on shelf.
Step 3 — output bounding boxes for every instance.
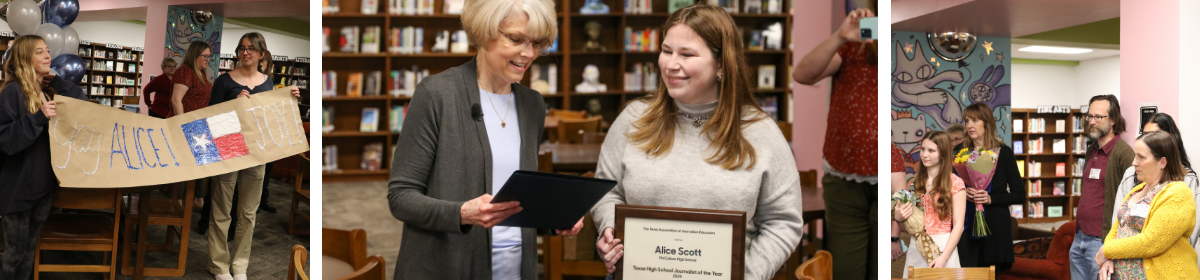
[329,26,479,55]
[90,85,137,96]
[323,0,459,15]
[322,69,430,97]
[1014,137,1068,154]
[624,62,658,92]
[90,61,138,73]
[87,75,137,85]
[219,59,236,69]
[626,0,784,14]
[626,27,660,53]
[1028,179,1066,197]
[277,76,309,90]
[321,105,408,133]
[275,65,307,76]
[96,98,124,108]
[746,22,785,51]
[1074,135,1087,153]
[757,96,779,120]
[1071,115,1085,132]
[321,142,396,173]
[1012,202,1063,218]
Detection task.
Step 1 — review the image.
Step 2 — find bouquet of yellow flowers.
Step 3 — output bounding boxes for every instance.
[891,188,940,263]
[952,148,999,238]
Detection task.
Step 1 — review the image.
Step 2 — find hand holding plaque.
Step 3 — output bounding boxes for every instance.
[613,205,746,280]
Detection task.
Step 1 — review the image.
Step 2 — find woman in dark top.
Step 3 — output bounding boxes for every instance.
[143,57,177,118]
[953,103,1026,277]
[0,35,89,280]
[171,41,213,116]
[200,32,298,280]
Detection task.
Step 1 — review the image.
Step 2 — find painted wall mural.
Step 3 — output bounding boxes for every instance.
[891,31,1011,175]
[164,6,222,82]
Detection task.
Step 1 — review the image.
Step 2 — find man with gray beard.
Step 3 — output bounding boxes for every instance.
[1069,94,1134,280]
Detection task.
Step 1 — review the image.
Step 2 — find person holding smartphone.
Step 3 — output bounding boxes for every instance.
[793,5,879,280]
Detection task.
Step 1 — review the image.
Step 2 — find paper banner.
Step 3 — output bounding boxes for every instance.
[50,88,308,188]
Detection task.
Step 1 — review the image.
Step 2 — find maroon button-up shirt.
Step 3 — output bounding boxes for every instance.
[1076,138,1118,237]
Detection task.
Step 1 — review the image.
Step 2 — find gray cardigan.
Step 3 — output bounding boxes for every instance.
[387,58,546,280]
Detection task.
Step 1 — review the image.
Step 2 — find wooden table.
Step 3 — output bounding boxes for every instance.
[539,143,602,172]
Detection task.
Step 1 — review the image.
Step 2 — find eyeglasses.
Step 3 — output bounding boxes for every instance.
[498,30,546,50]
[199,54,212,60]
[1084,114,1109,121]
[236,46,258,54]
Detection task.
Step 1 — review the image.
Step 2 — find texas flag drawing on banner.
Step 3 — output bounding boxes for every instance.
[49,88,307,188]
[182,111,252,165]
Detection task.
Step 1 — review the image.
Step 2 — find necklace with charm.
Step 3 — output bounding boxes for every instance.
[680,113,708,127]
[485,91,512,128]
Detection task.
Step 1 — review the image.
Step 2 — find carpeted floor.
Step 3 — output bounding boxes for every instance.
[19,178,310,280]
[322,181,405,280]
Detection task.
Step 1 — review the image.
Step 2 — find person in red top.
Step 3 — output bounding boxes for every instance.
[143,57,177,118]
[793,6,878,280]
[171,42,213,115]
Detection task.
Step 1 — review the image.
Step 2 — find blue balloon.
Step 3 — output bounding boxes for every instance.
[41,0,79,28]
[2,49,9,65]
[51,54,84,83]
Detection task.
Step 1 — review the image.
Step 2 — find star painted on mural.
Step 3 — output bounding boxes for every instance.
[936,61,941,67]
[981,41,994,55]
[948,84,957,91]
[930,57,936,63]
[904,42,914,54]
[192,134,211,153]
[980,53,985,61]
[1000,124,1008,133]
[910,34,915,40]
[996,52,1005,61]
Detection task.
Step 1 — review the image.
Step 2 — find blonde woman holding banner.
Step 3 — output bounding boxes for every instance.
[0,34,88,280]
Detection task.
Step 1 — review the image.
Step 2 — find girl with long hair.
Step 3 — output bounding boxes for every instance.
[591,3,803,279]
[0,34,88,280]
[894,131,966,274]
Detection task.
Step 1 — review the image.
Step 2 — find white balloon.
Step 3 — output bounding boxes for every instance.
[34,23,63,58]
[8,0,40,35]
[60,26,79,57]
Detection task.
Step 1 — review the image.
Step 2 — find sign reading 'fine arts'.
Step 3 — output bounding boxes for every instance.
[49,88,308,188]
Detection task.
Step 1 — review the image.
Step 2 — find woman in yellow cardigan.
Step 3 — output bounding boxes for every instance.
[1096,130,1200,280]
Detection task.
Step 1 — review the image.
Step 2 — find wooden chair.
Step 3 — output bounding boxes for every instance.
[777,121,792,142]
[290,152,311,235]
[119,182,195,277]
[557,116,603,144]
[795,250,831,280]
[908,265,995,279]
[287,244,309,280]
[336,255,386,280]
[581,132,607,144]
[549,108,587,119]
[323,228,368,279]
[34,188,121,280]
[538,150,554,173]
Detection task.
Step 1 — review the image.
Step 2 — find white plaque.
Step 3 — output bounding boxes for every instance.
[622,217,734,279]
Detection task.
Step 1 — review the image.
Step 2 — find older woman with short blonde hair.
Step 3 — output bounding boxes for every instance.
[386,0,581,279]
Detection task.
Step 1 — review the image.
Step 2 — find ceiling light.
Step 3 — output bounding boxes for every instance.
[1018,46,1093,54]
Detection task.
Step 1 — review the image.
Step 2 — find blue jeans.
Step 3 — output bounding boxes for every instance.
[1070,230,1104,280]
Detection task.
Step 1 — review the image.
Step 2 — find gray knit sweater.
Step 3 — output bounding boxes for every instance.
[591,99,804,280]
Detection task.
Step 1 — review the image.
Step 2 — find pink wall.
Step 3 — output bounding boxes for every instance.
[792,0,836,185]
[1119,0,1179,145]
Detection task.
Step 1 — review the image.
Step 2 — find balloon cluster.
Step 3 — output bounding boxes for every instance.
[2,0,83,83]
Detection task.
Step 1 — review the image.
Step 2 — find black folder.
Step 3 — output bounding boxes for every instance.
[491,170,617,229]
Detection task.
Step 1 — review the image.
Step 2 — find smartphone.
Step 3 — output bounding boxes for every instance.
[859,17,878,40]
